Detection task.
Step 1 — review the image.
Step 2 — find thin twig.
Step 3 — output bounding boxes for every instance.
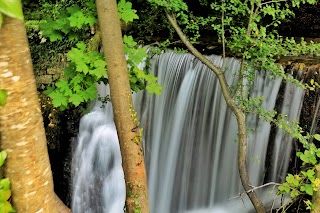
[221,0,226,61]
[247,182,282,193]
[232,2,255,98]
[230,182,281,200]
[261,0,288,6]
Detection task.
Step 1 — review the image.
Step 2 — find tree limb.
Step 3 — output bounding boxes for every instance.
[166,12,266,213]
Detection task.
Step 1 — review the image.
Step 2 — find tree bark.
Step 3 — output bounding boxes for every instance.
[95,0,150,212]
[166,13,266,213]
[0,16,59,212]
[312,165,320,213]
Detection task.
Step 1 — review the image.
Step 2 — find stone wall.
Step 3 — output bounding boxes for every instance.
[35,65,65,90]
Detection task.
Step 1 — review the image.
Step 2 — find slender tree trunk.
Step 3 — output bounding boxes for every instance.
[312,165,320,213]
[0,16,59,212]
[166,13,266,213]
[95,0,150,212]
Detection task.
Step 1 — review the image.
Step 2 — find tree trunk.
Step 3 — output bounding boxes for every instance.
[312,165,320,213]
[95,0,150,213]
[0,15,58,212]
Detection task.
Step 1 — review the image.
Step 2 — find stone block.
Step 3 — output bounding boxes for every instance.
[47,68,61,75]
[36,75,53,84]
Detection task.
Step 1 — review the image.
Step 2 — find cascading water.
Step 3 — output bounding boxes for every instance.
[72,84,126,213]
[136,52,304,212]
[72,51,305,213]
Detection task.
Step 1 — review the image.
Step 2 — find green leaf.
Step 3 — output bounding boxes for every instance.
[286,174,294,183]
[67,47,84,60]
[94,60,106,70]
[85,15,96,26]
[118,0,139,24]
[0,89,8,106]
[76,42,87,51]
[49,91,68,108]
[63,65,76,79]
[146,83,162,95]
[0,151,7,167]
[68,33,78,41]
[314,134,320,141]
[305,184,314,196]
[66,5,81,14]
[0,201,14,212]
[56,79,69,90]
[56,80,72,96]
[123,35,137,47]
[68,11,86,29]
[76,62,89,74]
[0,178,10,190]
[69,93,83,106]
[290,189,299,198]
[48,30,63,42]
[278,184,290,193]
[43,87,54,96]
[83,84,97,101]
[0,189,11,202]
[91,60,106,78]
[134,67,146,79]
[40,19,64,42]
[0,0,23,20]
[70,75,84,85]
[307,169,315,181]
[144,73,158,83]
[54,18,69,33]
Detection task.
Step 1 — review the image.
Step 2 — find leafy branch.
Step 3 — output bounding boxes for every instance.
[41,0,162,110]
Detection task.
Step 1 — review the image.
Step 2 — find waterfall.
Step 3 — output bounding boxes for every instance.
[72,84,126,213]
[72,51,304,213]
[136,52,304,212]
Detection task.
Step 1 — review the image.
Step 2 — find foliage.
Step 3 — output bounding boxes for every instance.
[0,90,8,106]
[39,1,96,42]
[40,0,162,109]
[124,35,162,94]
[44,42,104,109]
[117,0,139,24]
[277,134,320,211]
[0,0,23,28]
[0,151,15,213]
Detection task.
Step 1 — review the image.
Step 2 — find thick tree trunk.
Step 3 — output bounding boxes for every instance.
[95,0,150,212]
[0,16,58,212]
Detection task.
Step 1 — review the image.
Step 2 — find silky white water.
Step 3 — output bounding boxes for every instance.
[72,85,125,213]
[72,52,304,213]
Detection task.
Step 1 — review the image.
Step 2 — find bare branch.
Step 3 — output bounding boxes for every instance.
[247,182,282,193]
[230,182,281,200]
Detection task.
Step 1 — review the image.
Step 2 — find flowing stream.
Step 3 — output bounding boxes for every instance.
[72,52,305,213]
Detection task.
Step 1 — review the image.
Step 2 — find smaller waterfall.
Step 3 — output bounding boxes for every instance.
[72,85,126,213]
